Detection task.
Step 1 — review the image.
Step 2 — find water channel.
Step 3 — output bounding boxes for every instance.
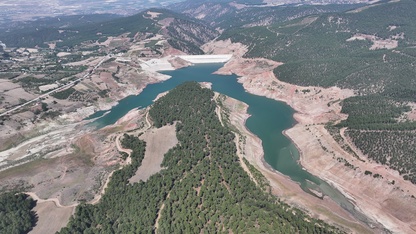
[89,63,373,226]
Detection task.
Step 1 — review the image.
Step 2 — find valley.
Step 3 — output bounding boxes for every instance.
[0,1,415,233]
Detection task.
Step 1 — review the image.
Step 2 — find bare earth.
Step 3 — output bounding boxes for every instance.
[129,123,178,183]
[0,33,201,233]
[0,35,177,210]
[346,33,399,50]
[29,200,74,234]
[286,125,416,233]
[1,31,414,233]
[208,39,416,233]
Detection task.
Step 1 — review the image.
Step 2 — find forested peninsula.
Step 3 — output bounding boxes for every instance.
[57,82,341,233]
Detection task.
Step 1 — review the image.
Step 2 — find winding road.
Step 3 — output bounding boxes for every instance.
[25,192,78,208]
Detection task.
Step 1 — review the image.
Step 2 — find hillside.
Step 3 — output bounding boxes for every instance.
[58,82,342,233]
[217,0,416,184]
[0,7,222,175]
[1,1,415,233]
[0,14,120,47]
[171,0,364,30]
[220,0,416,93]
[0,9,218,54]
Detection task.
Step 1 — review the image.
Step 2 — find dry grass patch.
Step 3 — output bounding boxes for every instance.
[129,123,178,183]
[29,201,74,234]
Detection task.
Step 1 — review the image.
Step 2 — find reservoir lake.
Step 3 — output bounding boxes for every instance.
[90,63,371,225]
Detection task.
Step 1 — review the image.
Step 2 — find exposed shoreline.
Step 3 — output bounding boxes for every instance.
[221,95,372,233]
[132,49,416,232]
[201,39,416,233]
[210,42,416,232]
[2,40,415,233]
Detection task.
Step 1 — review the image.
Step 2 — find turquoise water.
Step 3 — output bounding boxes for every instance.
[89,63,372,225]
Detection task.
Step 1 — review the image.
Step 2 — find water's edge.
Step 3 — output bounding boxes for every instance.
[88,63,375,228]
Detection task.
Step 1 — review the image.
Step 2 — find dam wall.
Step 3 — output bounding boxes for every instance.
[140,54,233,72]
[177,54,232,64]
